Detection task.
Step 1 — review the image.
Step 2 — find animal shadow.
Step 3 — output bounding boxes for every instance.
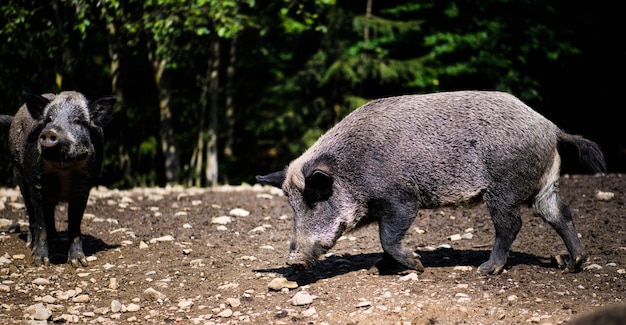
[18,231,120,265]
[255,248,554,286]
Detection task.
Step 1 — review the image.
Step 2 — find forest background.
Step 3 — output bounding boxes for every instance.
[0,0,623,189]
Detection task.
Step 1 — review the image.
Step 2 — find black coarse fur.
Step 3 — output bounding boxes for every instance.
[3,91,116,267]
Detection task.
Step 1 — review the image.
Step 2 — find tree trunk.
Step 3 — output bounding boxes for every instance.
[104,12,132,185]
[206,38,220,187]
[223,35,237,164]
[154,58,180,186]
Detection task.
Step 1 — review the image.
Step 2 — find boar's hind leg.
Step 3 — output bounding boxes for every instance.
[480,199,523,275]
[532,181,585,273]
[67,198,89,267]
[373,202,424,274]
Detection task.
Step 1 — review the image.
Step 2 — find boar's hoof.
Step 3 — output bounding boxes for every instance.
[68,243,88,267]
[368,253,424,275]
[286,261,308,271]
[553,254,586,273]
[477,261,506,275]
[32,243,50,266]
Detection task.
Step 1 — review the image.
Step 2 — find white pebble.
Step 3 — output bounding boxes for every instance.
[125,303,141,312]
[111,300,122,313]
[269,277,298,291]
[584,263,603,270]
[229,208,250,217]
[218,308,233,317]
[32,278,51,285]
[356,301,371,308]
[292,291,313,306]
[227,298,241,308]
[302,307,317,317]
[178,299,194,309]
[144,287,167,301]
[149,235,175,243]
[399,273,419,281]
[72,294,90,303]
[595,190,615,201]
[212,216,232,225]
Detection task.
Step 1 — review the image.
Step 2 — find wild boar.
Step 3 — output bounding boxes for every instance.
[256,90,606,275]
[0,91,116,267]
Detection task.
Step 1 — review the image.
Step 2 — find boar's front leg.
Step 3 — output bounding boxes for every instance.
[22,184,51,266]
[67,194,89,267]
[372,200,424,274]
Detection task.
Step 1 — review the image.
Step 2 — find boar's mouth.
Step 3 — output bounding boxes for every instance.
[40,147,89,168]
[288,223,347,270]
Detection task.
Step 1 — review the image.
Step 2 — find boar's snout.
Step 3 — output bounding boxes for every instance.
[39,129,60,148]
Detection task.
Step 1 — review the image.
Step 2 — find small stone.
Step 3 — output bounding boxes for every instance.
[595,191,615,201]
[399,273,419,281]
[302,307,317,317]
[125,303,141,312]
[33,306,52,321]
[0,218,12,228]
[111,300,122,313]
[268,277,299,291]
[212,216,232,225]
[72,294,90,303]
[448,234,463,241]
[32,278,51,285]
[38,295,56,303]
[249,226,265,233]
[291,291,313,306]
[229,208,250,217]
[584,263,603,270]
[0,256,11,265]
[356,301,371,308]
[149,235,174,243]
[139,241,149,249]
[109,278,118,289]
[217,308,233,317]
[227,298,241,308]
[178,299,193,309]
[144,287,167,301]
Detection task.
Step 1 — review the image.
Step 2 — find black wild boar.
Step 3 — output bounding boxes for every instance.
[0,91,115,267]
[256,90,606,275]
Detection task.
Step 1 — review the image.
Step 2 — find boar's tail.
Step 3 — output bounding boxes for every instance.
[0,115,12,126]
[557,131,607,174]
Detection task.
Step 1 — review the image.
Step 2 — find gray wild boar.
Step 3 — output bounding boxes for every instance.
[0,91,116,267]
[256,90,606,275]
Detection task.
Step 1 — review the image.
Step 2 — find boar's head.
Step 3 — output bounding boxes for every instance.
[22,91,115,166]
[257,154,363,269]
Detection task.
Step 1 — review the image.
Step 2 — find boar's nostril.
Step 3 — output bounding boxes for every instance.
[39,130,59,148]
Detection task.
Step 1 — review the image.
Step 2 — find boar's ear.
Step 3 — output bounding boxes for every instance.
[255,170,286,188]
[22,91,50,120]
[89,96,117,127]
[303,170,333,204]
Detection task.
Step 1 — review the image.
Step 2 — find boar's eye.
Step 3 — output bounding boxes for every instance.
[303,170,333,205]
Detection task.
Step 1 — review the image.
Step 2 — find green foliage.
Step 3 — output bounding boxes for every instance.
[1,0,606,188]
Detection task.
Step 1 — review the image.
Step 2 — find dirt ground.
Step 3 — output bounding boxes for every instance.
[0,173,624,324]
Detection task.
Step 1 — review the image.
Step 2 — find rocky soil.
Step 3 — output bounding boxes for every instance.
[0,174,624,324]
